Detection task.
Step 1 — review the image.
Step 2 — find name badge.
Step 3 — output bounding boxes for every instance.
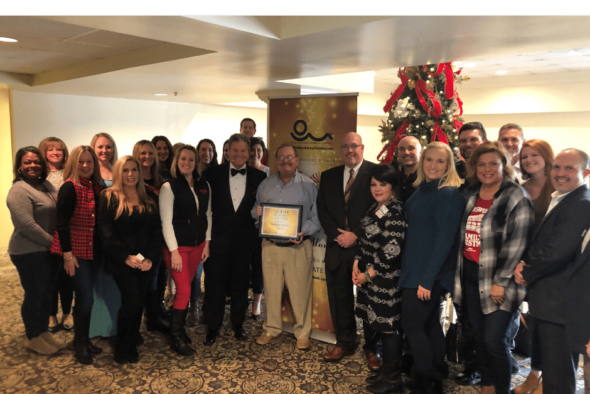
[375,205,388,218]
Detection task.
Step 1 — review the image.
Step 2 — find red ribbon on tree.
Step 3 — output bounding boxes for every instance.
[379,120,410,163]
[415,79,442,118]
[431,123,449,144]
[444,63,455,99]
[456,96,464,116]
[383,68,409,113]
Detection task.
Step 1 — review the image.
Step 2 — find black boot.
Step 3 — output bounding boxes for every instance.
[180,308,192,344]
[73,313,93,365]
[367,332,404,394]
[158,300,170,322]
[145,291,169,334]
[169,308,195,356]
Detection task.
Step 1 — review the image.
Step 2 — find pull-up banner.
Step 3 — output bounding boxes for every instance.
[267,93,358,343]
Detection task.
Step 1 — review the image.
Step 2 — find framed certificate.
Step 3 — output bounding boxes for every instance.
[259,203,303,240]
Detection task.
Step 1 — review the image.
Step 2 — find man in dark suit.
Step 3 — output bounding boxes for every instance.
[567,225,590,390]
[515,148,590,394]
[203,133,267,345]
[317,131,380,369]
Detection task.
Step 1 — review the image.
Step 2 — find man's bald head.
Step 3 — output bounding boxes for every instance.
[397,135,422,173]
[340,132,364,168]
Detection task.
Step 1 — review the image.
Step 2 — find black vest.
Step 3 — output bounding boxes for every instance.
[167,175,209,247]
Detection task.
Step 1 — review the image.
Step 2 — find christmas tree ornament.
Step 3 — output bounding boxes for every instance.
[377,62,468,164]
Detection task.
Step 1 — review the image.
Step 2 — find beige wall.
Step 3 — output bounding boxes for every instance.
[0,85,14,252]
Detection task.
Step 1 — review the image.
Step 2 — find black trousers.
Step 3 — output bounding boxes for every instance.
[401,283,445,375]
[536,317,578,394]
[204,240,253,332]
[326,259,379,351]
[112,270,151,347]
[50,267,73,316]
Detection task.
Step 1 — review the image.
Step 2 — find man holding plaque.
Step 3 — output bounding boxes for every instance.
[203,133,267,346]
[317,131,380,368]
[253,143,321,350]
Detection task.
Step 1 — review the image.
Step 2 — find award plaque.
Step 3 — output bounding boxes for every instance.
[259,203,303,240]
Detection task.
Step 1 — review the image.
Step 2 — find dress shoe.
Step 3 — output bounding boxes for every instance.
[366,351,382,371]
[297,339,310,350]
[323,346,354,362]
[62,314,74,330]
[86,341,103,354]
[233,325,248,340]
[365,372,383,384]
[48,316,59,333]
[256,333,277,345]
[454,369,481,386]
[203,330,217,346]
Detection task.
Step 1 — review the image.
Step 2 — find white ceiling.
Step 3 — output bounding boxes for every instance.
[2,16,590,112]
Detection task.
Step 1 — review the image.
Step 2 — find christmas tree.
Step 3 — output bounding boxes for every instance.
[377,62,468,164]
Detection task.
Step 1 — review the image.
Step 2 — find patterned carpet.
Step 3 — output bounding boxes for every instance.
[0,253,586,393]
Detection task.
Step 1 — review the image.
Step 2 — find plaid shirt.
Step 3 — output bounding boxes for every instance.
[453,180,534,314]
[50,178,100,260]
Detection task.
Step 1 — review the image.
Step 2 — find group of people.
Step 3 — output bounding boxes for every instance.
[6,118,590,394]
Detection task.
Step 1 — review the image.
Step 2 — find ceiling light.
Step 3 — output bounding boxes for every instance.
[496,70,508,75]
[153,93,167,96]
[0,37,17,43]
[463,62,477,68]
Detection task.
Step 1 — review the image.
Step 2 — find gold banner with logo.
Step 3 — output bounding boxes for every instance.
[267,93,358,340]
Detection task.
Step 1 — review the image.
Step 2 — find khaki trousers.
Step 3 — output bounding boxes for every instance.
[261,239,313,340]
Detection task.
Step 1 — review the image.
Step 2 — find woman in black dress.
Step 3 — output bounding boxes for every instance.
[99,155,162,364]
[353,164,407,394]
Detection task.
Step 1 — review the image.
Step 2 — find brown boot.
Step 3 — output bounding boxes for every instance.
[513,372,541,394]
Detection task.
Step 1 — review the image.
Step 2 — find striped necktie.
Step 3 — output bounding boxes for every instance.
[344,168,355,230]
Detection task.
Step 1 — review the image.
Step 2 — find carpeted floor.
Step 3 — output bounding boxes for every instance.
[0,253,586,393]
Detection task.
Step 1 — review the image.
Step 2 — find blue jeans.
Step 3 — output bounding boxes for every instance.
[463,259,515,394]
[70,259,99,321]
[11,252,60,339]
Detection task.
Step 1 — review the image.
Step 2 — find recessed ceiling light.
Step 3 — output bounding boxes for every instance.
[496,70,508,75]
[0,37,18,43]
[153,93,167,96]
[463,62,477,68]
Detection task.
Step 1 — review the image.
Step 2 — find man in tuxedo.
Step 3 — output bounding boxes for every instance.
[515,148,590,394]
[317,131,380,369]
[203,133,267,345]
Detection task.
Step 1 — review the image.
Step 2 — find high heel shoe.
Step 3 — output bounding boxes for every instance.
[48,316,59,333]
[62,314,74,330]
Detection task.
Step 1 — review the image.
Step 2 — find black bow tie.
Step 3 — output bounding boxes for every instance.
[231,168,246,177]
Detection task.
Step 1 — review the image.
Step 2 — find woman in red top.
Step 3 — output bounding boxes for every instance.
[132,140,169,334]
[50,145,103,365]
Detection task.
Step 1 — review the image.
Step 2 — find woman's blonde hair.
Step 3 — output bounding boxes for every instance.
[90,132,118,166]
[103,156,156,220]
[38,137,69,170]
[466,141,515,185]
[62,145,101,185]
[132,140,162,189]
[414,142,462,189]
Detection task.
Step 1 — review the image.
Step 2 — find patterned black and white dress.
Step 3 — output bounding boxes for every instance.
[354,197,407,332]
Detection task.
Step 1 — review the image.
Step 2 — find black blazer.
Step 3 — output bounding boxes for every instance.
[566,237,590,354]
[205,162,266,251]
[522,184,590,324]
[317,160,376,270]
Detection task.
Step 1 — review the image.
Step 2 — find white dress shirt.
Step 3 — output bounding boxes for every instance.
[229,163,247,211]
[545,190,572,218]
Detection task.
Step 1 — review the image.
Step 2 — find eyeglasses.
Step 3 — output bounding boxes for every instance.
[341,144,361,150]
[278,155,296,161]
